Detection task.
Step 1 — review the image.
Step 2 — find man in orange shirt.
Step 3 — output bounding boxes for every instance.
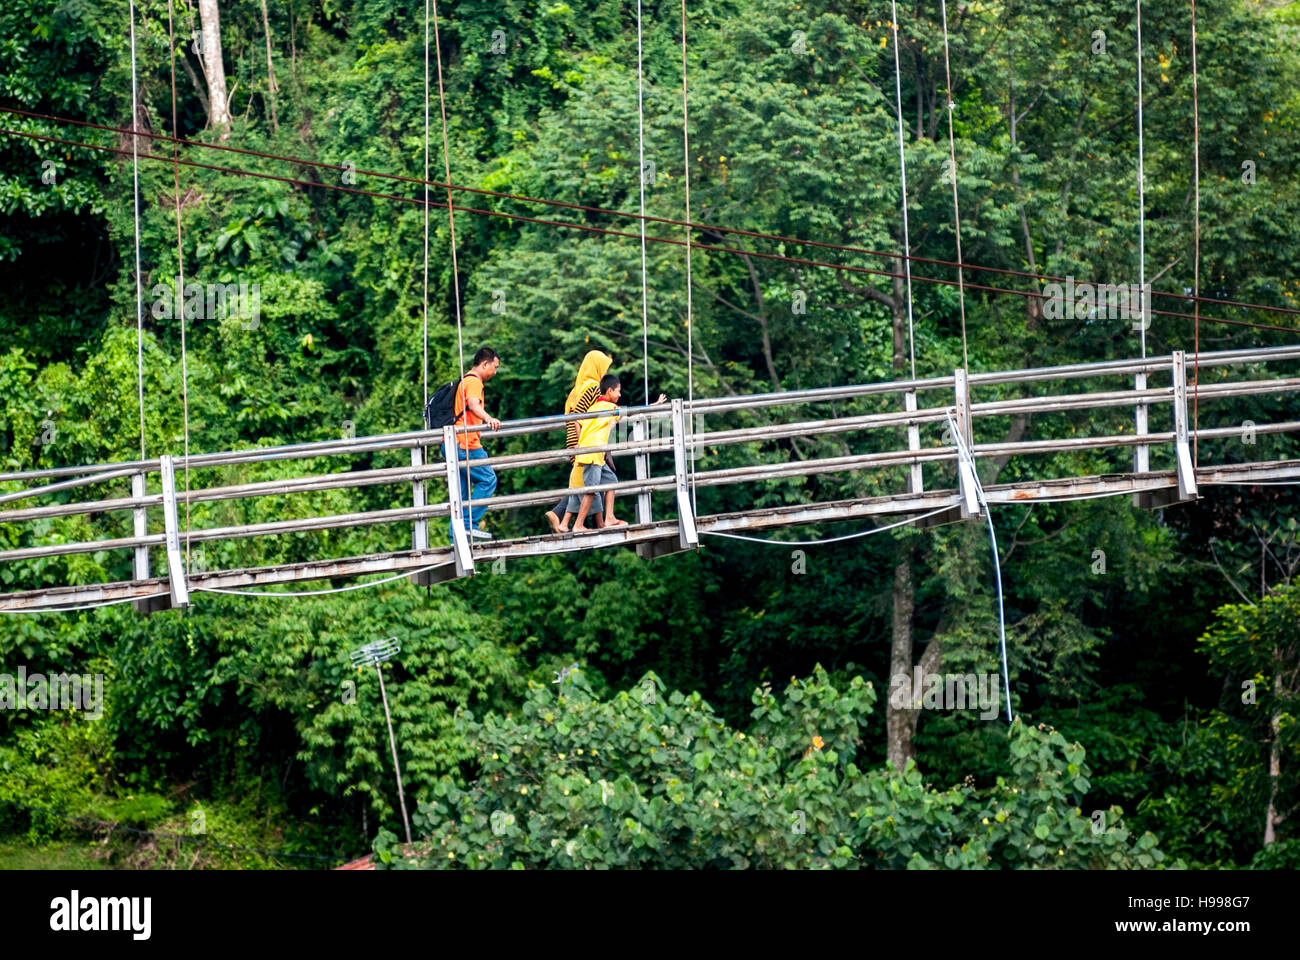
[450,347,502,541]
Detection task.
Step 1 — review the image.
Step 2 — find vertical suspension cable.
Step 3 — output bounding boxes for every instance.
[429,1,463,381]
[129,1,145,462]
[680,0,695,510]
[422,0,430,409]
[1136,0,1147,359]
[430,0,469,528]
[168,0,192,560]
[1190,0,1200,465]
[890,1,916,381]
[635,0,651,404]
[939,0,969,375]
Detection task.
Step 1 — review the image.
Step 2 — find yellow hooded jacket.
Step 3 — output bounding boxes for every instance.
[565,350,613,489]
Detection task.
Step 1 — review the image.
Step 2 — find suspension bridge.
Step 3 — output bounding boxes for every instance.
[2,343,1297,614]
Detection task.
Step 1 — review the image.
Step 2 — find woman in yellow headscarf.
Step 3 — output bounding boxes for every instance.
[545,350,613,533]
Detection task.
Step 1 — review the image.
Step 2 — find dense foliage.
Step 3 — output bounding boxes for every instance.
[1,0,1297,868]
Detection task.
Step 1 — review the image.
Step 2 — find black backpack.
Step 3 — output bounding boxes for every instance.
[423,380,459,430]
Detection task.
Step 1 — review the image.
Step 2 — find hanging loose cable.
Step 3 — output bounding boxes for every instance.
[680,0,696,512]
[1190,0,1201,465]
[939,0,969,375]
[945,410,1013,724]
[636,0,651,404]
[129,2,145,462]
[167,1,192,563]
[890,0,916,381]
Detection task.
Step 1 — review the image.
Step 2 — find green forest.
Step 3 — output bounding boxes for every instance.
[1,0,1298,870]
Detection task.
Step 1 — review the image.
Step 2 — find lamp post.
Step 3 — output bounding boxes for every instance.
[350,636,411,845]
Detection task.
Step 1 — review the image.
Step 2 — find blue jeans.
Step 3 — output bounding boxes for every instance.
[449,446,497,536]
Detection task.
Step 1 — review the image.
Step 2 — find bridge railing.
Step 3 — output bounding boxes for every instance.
[1,344,1298,607]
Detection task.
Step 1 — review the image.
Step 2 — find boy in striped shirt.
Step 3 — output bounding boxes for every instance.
[572,374,626,532]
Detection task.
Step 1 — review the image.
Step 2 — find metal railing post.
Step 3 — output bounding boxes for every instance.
[410,446,432,585]
[1172,350,1198,502]
[159,455,189,607]
[904,391,923,494]
[1134,370,1150,474]
[132,471,150,581]
[130,470,158,613]
[633,416,652,526]
[671,399,699,550]
[443,427,474,577]
[954,368,979,518]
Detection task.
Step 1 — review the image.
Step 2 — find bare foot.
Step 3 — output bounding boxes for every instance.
[604,517,628,527]
[573,524,593,532]
[557,524,571,533]
[544,511,561,534]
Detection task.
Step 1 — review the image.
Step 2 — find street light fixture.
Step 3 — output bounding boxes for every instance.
[350,636,411,845]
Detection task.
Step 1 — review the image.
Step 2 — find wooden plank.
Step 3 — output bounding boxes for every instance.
[6,461,1300,610]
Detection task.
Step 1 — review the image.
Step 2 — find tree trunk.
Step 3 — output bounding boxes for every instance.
[886,543,917,772]
[1264,666,1283,845]
[198,0,231,139]
[260,0,278,133]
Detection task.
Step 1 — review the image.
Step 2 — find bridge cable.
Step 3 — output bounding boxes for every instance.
[945,410,1014,724]
[430,0,471,539]
[890,0,917,382]
[636,0,651,404]
[1136,0,1148,361]
[4,125,1297,336]
[10,118,1300,333]
[167,1,193,564]
[128,2,145,462]
[1191,0,1201,466]
[939,0,969,375]
[681,0,696,512]
[423,0,431,412]
[7,103,1300,322]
